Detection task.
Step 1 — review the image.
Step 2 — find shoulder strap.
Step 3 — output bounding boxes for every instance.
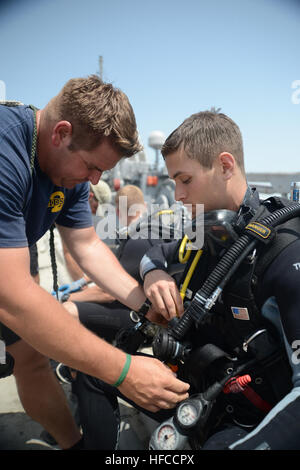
[0,101,37,174]
[26,105,59,299]
[0,100,24,106]
[28,105,37,173]
[255,199,300,279]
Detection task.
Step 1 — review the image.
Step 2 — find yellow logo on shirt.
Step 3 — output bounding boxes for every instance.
[48,191,65,213]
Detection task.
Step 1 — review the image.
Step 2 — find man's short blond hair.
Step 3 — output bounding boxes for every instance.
[115,185,145,212]
[45,75,142,157]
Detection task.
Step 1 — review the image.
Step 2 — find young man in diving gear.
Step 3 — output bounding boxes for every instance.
[71,109,300,450]
[141,110,300,450]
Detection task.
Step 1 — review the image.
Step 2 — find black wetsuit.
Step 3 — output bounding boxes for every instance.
[139,235,300,450]
[74,189,300,450]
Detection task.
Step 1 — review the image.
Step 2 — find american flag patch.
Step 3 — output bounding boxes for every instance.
[231,306,249,320]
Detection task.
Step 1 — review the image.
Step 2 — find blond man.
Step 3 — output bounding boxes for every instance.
[0,77,189,449]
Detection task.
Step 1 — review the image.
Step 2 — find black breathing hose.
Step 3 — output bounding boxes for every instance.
[171,202,300,341]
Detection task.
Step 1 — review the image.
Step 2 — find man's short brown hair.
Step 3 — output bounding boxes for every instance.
[161,110,245,175]
[45,75,142,157]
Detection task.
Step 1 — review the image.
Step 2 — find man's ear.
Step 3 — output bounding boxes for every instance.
[51,121,73,147]
[218,152,235,180]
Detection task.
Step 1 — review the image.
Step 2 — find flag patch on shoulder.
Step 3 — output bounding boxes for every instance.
[231,306,249,320]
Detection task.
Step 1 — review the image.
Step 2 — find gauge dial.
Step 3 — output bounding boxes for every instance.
[176,401,200,428]
[156,423,178,450]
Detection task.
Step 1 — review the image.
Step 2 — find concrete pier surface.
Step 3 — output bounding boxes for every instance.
[0,371,157,450]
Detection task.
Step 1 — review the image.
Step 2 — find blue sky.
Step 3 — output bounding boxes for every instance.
[0,0,299,173]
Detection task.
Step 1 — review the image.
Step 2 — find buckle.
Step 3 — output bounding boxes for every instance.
[243,329,267,353]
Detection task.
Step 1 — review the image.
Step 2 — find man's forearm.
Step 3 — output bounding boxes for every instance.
[0,282,127,384]
[69,285,115,303]
[73,237,146,311]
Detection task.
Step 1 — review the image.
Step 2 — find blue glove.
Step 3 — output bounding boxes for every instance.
[52,277,87,302]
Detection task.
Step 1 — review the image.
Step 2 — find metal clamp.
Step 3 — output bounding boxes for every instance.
[205,287,223,310]
[243,329,267,353]
[130,310,141,323]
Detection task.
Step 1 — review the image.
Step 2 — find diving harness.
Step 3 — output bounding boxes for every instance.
[116,198,300,449]
[118,198,300,356]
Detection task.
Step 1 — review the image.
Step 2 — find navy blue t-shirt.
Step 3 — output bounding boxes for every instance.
[0,103,93,247]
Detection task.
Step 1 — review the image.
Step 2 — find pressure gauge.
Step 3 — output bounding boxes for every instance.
[149,418,188,450]
[156,423,177,450]
[175,398,202,432]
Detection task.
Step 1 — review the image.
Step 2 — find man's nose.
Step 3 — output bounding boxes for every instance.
[175,185,186,202]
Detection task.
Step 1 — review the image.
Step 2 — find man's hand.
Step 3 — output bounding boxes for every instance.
[143,270,184,320]
[51,278,87,302]
[119,355,190,412]
[146,306,168,327]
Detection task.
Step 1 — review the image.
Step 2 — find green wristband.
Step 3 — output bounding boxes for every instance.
[113,353,132,387]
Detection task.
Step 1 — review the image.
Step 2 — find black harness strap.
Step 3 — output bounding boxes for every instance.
[28,105,59,298]
[255,211,300,280]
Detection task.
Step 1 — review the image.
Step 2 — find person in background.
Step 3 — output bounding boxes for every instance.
[62,185,155,339]
[90,179,112,220]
